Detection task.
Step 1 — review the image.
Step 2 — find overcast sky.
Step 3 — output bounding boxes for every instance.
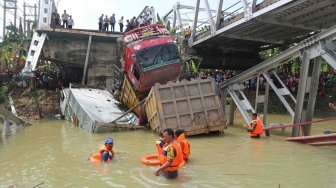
[0,0,244,37]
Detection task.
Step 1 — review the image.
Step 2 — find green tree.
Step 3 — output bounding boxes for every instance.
[0,23,30,73]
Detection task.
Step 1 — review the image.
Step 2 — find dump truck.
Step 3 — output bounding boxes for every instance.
[115,24,226,135]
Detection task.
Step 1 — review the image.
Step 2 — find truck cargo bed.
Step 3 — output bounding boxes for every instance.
[144,78,226,135]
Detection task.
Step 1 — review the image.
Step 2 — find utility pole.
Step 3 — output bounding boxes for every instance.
[23,2,38,36]
[2,0,17,38]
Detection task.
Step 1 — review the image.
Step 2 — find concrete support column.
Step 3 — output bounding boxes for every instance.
[292,51,310,137]
[303,57,322,136]
[229,98,235,126]
[220,89,227,118]
[82,35,92,85]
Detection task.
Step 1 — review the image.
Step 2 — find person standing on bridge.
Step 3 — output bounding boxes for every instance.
[118,16,124,32]
[110,14,116,31]
[62,10,68,28]
[67,15,74,29]
[98,14,104,31]
[103,15,109,31]
[245,113,263,138]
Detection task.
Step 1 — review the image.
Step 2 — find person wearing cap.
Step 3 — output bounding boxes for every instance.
[89,138,115,163]
[245,113,263,138]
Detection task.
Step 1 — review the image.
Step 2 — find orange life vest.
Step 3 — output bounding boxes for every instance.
[158,141,184,172]
[90,145,114,163]
[251,117,263,137]
[176,133,190,160]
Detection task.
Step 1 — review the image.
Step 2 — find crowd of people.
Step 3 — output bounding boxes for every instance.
[189,69,336,97]
[97,13,154,32]
[0,70,66,91]
[50,9,157,33]
[51,10,74,29]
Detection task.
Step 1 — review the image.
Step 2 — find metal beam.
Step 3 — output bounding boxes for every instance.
[272,71,296,102]
[252,0,257,13]
[162,3,230,21]
[263,78,270,125]
[174,3,183,28]
[257,18,318,31]
[215,0,224,30]
[303,57,322,136]
[220,24,336,89]
[190,0,201,45]
[292,51,310,137]
[225,33,283,44]
[172,12,177,29]
[229,96,235,126]
[265,0,308,15]
[278,0,335,22]
[204,0,216,35]
[166,16,208,24]
[263,73,295,117]
[179,5,226,14]
[241,0,252,20]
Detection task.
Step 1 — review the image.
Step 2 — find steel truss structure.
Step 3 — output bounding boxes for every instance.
[220,24,336,136]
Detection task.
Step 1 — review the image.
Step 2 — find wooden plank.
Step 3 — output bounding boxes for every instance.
[264,117,336,130]
[285,134,336,144]
[308,141,336,146]
[0,106,26,125]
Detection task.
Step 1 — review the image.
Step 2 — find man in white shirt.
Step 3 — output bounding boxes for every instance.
[61,10,68,28]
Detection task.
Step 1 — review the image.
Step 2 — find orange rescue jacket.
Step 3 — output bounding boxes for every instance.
[251,117,263,137]
[158,141,184,172]
[176,133,190,160]
[90,145,114,163]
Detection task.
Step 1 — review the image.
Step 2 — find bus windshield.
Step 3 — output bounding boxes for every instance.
[135,43,180,72]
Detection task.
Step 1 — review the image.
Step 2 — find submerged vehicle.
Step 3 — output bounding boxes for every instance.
[60,84,138,133]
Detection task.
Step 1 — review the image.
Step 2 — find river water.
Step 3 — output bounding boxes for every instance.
[1,113,336,188]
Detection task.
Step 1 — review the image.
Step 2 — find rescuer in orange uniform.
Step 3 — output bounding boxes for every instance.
[90,138,115,163]
[175,129,190,161]
[155,128,184,179]
[246,113,263,138]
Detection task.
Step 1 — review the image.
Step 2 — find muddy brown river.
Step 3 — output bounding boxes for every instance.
[1,113,336,187]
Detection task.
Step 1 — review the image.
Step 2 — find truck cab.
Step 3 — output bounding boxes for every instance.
[122,24,181,93]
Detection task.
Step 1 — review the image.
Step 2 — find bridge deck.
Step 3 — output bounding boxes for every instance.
[193,0,336,52]
[37,28,121,42]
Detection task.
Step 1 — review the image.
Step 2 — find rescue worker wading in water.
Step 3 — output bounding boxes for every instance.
[155,128,184,179]
[90,138,115,163]
[175,129,190,161]
[246,113,263,138]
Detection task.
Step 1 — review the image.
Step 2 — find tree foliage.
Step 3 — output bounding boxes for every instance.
[0,23,31,73]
